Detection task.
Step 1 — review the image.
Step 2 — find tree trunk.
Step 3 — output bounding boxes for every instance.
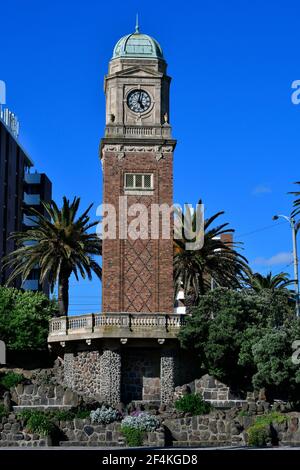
[58,275,69,316]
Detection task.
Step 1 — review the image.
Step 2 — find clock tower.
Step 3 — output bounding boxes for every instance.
[48,24,186,407]
[100,23,176,314]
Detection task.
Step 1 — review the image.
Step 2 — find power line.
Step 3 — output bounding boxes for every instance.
[237,221,285,239]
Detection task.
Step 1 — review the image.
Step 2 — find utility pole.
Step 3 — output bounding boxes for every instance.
[273,214,300,317]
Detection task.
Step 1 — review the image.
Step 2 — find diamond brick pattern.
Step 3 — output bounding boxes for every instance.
[123,195,154,312]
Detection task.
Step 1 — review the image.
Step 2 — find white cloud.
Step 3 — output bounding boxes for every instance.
[252,184,272,195]
[253,251,293,266]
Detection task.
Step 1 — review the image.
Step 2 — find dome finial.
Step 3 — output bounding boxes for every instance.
[135,13,140,34]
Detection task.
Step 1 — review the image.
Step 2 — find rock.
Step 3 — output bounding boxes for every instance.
[83,425,94,436]
[74,419,84,430]
[11,423,20,433]
[63,389,78,406]
[258,388,267,401]
[248,402,257,414]
[115,402,125,413]
[256,403,264,414]
[181,384,191,395]
[159,404,166,414]
[217,421,225,433]
[24,384,34,395]
[3,392,12,412]
[231,423,242,435]
[262,402,270,412]
[241,402,249,411]
[55,385,65,399]
[208,420,217,434]
[47,386,55,398]
[16,384,24,396]
[289,417,299,433]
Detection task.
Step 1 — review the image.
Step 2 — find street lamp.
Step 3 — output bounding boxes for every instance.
[272,214,300,317]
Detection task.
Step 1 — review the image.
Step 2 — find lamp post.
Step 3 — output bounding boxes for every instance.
[273,214,300,317]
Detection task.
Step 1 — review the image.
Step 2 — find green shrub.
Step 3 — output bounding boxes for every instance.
[255,411,287,426]
[0,371,25,390]
[49,408,90,421]
[27,412,55,436]
[18,409,34,423]
[247,412,287,447]
[175,393,211,415]
[238,410,250,417]
[18,410,55,436]
[0,404,8,419]
[75,409,91,419]
[121,426,144,447]
[49,409,75,422]
[247,422,269,447]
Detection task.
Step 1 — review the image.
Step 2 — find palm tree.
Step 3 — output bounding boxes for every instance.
[174,202,249,307]
[2,197,102,316]
[246,271,293,292]
[289,181,300,218]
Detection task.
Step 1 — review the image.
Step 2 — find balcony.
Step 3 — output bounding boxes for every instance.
[23,214,38,226]
[22,279,39,291]
[24,173,41,184]
[48,312,186,343]
[23,193,40,205]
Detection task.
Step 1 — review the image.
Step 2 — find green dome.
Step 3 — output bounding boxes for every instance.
[112,29,164,60]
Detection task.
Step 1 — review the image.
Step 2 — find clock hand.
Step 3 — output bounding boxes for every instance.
[138,92,144,109]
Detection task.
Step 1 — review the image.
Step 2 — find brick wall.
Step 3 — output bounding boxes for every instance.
[102,151,173,313]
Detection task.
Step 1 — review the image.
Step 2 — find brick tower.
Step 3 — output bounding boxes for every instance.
[100,23,176,314]
[48,26,190,406]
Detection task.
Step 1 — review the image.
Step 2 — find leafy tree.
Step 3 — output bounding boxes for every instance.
[245,271,294,292]
[251,320,300,401]
[2,197,102,316]
[173,202,249,306]
[0,287,57,350]
[179,288,294,394]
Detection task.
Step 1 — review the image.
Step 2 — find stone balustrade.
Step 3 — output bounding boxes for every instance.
[104,124,171,139]
[48,313,186,343]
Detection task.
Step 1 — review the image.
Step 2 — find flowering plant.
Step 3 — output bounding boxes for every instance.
[121,412,160,432]
[90,405,121,424]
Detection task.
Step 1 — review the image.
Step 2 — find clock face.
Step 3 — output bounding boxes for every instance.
[127,89,151,113]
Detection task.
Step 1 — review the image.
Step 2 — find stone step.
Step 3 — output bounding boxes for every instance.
[13,405,73,412]
[206,400,247,409]
[59,441,124,447]
[173,441,232,447]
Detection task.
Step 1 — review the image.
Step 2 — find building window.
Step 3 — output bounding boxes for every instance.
[124,173,153,190]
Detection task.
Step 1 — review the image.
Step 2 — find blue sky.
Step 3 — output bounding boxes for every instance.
[1,0,300,314]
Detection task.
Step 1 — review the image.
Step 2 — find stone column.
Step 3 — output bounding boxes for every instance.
[160,349,176,404]
[64,352,75,389]
[100,348,121,406]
